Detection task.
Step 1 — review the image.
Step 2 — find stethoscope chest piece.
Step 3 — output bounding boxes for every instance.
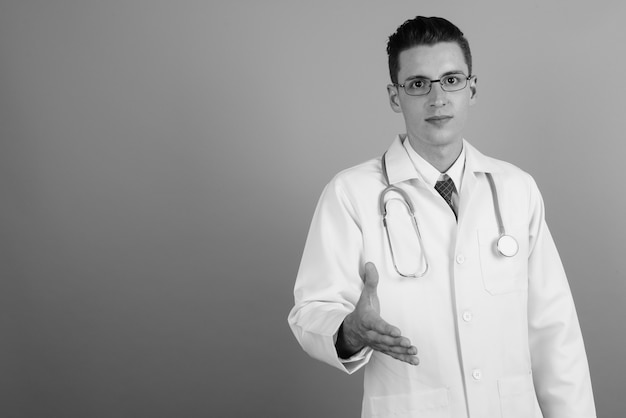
[497,234,519,257]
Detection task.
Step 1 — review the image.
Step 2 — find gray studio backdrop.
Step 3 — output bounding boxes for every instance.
[1,1,624,417]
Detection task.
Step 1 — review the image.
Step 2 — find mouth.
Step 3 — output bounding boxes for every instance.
[425,115,453,127]
[425,115,453,123]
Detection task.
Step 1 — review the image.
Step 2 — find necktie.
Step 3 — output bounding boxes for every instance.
[435,175,457,218]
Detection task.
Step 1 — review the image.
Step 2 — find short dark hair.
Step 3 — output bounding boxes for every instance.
[387,16,472,84]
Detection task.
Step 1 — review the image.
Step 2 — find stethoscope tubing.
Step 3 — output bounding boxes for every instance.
[485,171,519,257]
[380,151,518,277]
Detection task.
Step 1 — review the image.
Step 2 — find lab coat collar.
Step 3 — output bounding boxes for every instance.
[383,134,501,185]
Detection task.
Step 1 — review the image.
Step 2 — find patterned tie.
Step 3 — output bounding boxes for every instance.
[435,175,457,218]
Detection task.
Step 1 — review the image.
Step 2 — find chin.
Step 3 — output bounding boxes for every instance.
[426,134,461,148]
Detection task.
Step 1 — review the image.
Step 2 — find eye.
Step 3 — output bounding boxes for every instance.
[407,78,427,89]
[444,75,462,85]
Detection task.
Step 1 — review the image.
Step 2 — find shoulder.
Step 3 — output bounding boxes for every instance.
[326,156,385,192]
[465,142,545,212]
[491,157,534,182]
[466,141,538,189]
[316,156,386,216]
[493,159,541,198]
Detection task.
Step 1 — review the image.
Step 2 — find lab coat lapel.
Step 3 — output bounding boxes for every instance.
[383,135,423,185]
[458,140,502,223]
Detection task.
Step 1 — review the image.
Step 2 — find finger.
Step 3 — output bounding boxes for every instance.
[363,262,379,291]
[365,316,402,338]
[364,330,415,352]
[384,343,418,356]
[384,351,420,366]
[371,344,418,360]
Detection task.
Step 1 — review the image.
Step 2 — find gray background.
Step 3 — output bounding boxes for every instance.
[1,1,624,417]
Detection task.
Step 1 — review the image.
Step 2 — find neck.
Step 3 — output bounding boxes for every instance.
[407,136,463,173]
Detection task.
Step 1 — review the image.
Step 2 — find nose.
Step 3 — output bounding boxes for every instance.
[429,82,448,107]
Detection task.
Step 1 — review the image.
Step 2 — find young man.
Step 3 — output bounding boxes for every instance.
[288,16,596,418]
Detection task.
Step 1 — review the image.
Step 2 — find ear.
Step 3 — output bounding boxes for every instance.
[469,76,478,103]
[387,84,403,113]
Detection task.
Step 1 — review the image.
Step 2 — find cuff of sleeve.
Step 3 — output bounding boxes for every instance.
[339,346,373,373]
[290,307,373,375]
[324,311,371,374]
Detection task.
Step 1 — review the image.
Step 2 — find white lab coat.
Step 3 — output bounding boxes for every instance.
[288,136,596,418]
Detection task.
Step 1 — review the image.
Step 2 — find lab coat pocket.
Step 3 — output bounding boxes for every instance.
[369,388,451,418]
[498,373,539,418]
[477,227,528,295]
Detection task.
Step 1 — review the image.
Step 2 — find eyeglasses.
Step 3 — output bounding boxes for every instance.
[394,73,473,96]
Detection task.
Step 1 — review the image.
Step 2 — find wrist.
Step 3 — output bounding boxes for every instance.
[335,316,364,358]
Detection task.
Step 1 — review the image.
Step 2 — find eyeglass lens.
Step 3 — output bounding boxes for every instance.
[402,74,469,96]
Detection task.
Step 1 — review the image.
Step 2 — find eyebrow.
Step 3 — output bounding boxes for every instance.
[404,70,466,81]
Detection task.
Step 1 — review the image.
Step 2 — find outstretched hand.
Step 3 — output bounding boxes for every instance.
[336,262,419,365]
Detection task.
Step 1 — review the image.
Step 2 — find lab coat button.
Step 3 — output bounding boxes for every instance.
[462,311,473,322]
[456,254,465,264]
[472,369,482,380]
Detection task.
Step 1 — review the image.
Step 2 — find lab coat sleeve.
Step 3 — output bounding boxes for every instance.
[526,177,596,418]
[288,175,373,374]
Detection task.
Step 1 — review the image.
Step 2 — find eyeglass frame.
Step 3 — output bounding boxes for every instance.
[392,73,475,96]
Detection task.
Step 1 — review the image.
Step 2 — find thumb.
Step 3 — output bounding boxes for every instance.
[363,262,379,292]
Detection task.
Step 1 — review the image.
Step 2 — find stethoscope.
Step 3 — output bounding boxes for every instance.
[380,152,519,278]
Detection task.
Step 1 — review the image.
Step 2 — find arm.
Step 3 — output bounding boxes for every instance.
[288,177,417,373]
[526,178,596,417]
[288,178,369,373]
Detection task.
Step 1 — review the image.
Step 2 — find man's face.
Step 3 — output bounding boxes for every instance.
[387,42,476,154]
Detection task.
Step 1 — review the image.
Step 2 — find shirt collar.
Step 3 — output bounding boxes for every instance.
[403,138,465,191]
